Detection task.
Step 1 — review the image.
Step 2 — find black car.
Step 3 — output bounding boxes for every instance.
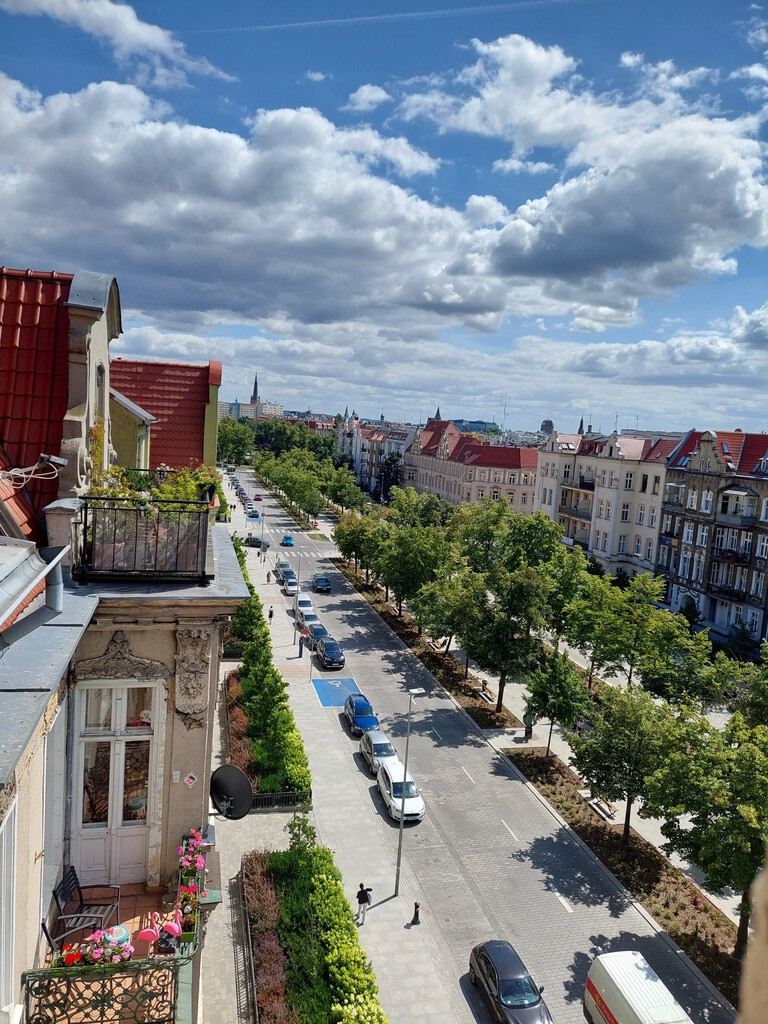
[312,573,332,593]
[305,623,330,650]
[316,638,345,669]
[244,535,270,549]
[469,941,552,1024]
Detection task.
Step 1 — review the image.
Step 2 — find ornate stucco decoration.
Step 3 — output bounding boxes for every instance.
[76,630,168,680]
[175,623,214,729]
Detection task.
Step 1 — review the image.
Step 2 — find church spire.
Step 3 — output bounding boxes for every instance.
[578,415,584,435]
[435,405,441,420]
[251,372,259,404]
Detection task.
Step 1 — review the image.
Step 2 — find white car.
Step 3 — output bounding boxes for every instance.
[293,594,314,617]
[298,610,320,630]
[283,578,299,596]
[376,762,425,823]
[359,729,400,775]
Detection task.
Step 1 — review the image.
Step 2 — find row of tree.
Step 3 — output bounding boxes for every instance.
[255,446,369,520]
[333,488,768,954]
[217,416,338,466]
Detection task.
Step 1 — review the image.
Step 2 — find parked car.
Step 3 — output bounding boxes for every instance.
[253,494,263,501]
[343,693,379,735]
[376,762,425,823]
[244,535,269,549]
[281,534,294,546]
[312,573,331,593]
[293,595,314,617]
[281,569,296,587]
[298,610,320,630]
[283,578,299,596]
[359,729,399,775]
[469,941,552,1024]
[316,638,345,669]
[305,623,330,649]
[274,561,291,580]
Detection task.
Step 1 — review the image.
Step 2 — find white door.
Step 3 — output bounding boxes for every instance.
[75,683,157,886]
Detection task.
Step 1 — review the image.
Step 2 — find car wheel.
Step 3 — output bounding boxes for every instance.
[469,964,477,986]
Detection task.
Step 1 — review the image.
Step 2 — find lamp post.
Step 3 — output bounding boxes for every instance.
[260,511,265,555]
[394,687,425,897]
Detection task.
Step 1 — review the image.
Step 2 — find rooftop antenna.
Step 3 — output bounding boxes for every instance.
[614,413,619,432]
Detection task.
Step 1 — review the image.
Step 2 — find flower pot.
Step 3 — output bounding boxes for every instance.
[180,931,195,944]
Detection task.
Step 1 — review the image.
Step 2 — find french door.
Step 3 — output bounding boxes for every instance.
[74,682,158,885]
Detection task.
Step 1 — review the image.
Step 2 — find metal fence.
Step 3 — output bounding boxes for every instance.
[251,789,312,811]
[73,497,210,582]
[239,865,259,1024]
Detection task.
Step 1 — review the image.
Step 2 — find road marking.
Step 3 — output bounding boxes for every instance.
[430,727,443,742]
[550,887,574,913]
[500,820,518,842]
[460,766,475,785]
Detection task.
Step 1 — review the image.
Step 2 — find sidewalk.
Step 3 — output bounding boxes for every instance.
[447,638,743,924]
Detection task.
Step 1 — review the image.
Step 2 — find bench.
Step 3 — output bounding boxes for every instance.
[52,865,120,937]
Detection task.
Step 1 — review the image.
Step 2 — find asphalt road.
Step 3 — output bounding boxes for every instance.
[237,472,735,1024]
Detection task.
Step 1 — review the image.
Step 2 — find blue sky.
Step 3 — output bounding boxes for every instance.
[1,0,766,431]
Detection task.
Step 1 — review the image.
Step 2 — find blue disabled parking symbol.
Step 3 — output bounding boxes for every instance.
[312,677,359,707]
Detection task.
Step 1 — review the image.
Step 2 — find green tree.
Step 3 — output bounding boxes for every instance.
[375,525,450,615]
[571,687,677,843]
[326,466,366,512]
[524,652,590,756]
[542,545,589,651]
[379,452,403,502]
[411,561,486,652]
[612,573,667,686]
[678,595,704,634]
[636,610,716,705]
[730,641,768,726]
[643,713,768,958]
[564,574,626,688]
[217,418,252,464]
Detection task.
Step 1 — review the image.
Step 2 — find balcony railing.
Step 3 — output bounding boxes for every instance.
[711,547,752,564]
[715,511,757,527]
[72,496,211,583]
[560,505,592,520]
[578,476,595,491]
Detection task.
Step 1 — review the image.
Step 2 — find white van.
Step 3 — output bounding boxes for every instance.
[584,951,693,1024]
[293,594,314,617]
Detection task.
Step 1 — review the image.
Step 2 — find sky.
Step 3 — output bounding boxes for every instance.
[0,1,766,433]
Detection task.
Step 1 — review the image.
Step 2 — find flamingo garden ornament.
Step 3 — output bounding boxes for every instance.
[162,908,183,938]
[136,911,161,949]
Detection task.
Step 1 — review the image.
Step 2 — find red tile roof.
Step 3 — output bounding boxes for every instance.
[0,268,74,537]
[110,359,221,469]
[454,443,539,470]
[668,429,768,477]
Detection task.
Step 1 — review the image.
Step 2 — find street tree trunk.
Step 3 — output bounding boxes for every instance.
[495,669,507,715]
[546,719,554,757]
[622,796,633,844]
[735,893,752,959]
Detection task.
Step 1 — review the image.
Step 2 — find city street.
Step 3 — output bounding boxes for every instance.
[233,472,736,1024]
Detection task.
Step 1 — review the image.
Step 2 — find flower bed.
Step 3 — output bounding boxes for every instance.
[505,748,740,1006]
[243,817,388,1024]
[53,929,134,969]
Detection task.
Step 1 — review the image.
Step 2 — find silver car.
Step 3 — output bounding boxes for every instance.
[359,729,400,775]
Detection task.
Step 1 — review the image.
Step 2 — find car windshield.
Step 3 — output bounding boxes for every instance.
[391,781,419,799]
[356,704,375,718]
[373,742,395,758]
[324,643,341,655]
[315,577,328,585]
[499,975,541,1009]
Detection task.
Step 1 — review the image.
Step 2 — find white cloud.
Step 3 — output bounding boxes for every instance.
[344,84,393,112]
[305,70,327,82]
[0,0,232,86]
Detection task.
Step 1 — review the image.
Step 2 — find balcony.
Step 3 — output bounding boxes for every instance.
[578,476,595,491]
[708,581,748,599]
[662,499,684,513]
[711,547,752,565]
[715,511,757,527]
[72,497,211,583]
[561,505,592,521]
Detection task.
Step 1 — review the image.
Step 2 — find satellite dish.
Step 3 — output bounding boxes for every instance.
[210,765,253,820]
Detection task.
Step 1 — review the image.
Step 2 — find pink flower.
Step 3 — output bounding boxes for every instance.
[91,947,103,960]
[200,891,207,899]
[112,955,122,963]
[85,930,103,942]
[177,845,184,856]
[123,943,134,956]
[194,854,205,870]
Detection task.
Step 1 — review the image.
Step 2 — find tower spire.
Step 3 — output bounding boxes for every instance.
[251,372,259,404]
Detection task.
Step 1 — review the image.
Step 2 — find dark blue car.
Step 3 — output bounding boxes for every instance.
[343,693,379,735]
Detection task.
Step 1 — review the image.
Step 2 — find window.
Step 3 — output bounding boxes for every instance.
[602,533,608,551]
[563,465,571,480]
[606,501,612,521]
[702,490,713,513]
[641,474,648,493]
[477,489,485,499]
[741,533,753,557]
[637,505,646,525]
[492,472,501,483]
[507,490,515,501]
[757,534,768,559]
[692,554,704,582]
[687,489,698,510]
[658,545,669,567]
[683,522,694,544]
[522,473,529,484]
[608,473,616,487]
[646,539,654,561]
[597,500,604,518]
[747,609,760,634]
[652,476,660,495]
[752,571,765,598]
[508,473,517,484]
[761,497,768,522]
[618,535,627,554]
[478,471,486,482]
[680,551,691,577]
[621,503,630,522]
[624,472,634,490]
[649,507,657,528]
[521,492,527,504]
[662,514,671,533]
[491,489,500,501]
[599,469,606,486]
[696,525,709,547]
[634,536,642,555]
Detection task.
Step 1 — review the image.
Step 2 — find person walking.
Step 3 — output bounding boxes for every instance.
[355,883,372,925]
[268,606,274,626]
[266,571,272,584]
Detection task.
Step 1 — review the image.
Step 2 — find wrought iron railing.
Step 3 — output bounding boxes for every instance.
[22,955,187,1023]
[240,863,259,1024]
[251,789,312,810]
[72,497,211,583]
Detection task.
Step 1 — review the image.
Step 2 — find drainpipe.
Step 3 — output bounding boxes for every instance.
[63,666,76,868]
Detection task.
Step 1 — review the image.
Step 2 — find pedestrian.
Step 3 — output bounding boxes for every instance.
[355,883,372,924]
[298,634,304,657]
[268,606,274,625]
[266,571,272,584]
[575,719,585,737]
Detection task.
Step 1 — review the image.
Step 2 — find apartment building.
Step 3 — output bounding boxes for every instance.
[537,430,682,574]
[405,417,538,510]
[658,430,768,642]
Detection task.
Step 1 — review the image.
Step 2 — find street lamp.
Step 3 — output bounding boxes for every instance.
[394,687,425,897]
